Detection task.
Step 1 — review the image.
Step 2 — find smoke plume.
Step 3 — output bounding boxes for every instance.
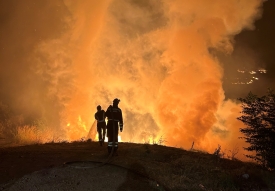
[0,0,264,158]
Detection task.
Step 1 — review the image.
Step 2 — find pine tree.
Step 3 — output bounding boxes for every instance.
[237,89,275,169]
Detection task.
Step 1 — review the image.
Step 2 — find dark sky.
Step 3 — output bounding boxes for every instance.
[221,0,275,99]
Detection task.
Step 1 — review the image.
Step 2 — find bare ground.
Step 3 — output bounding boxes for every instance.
[0,141,164,191]
[0,141,274,191]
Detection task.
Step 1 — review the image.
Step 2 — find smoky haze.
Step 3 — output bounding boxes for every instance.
[0,0,265,157]
[0,0,72,135]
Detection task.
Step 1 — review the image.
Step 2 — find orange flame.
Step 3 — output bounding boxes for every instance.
[24,0,263,161]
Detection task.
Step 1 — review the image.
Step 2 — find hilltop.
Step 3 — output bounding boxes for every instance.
[0,141,274,190]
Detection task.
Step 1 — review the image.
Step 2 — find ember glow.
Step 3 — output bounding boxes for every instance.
[231,68,266,84]
[0,0,266,159]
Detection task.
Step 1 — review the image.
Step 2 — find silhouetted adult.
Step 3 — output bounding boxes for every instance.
[94,105,106,146]
[105,98,123,155]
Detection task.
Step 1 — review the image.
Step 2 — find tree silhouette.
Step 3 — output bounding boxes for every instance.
[237,89,275,169]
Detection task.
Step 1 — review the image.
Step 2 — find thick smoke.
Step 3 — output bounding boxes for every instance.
[0,0,72,139]
[76,0,263,155]
[0,0,264,158]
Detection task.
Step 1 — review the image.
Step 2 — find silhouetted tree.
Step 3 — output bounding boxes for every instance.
[237,89,275,169]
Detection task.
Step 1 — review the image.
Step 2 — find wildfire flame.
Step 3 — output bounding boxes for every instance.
[4,0,264,161]
[78,115,88,132]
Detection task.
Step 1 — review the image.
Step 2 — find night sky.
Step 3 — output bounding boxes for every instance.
[222,0,275,99]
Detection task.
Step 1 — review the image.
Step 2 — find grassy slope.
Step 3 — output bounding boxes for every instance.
[0,141,274,191]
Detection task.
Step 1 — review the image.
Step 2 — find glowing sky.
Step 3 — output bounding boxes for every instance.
[0,0,274,158]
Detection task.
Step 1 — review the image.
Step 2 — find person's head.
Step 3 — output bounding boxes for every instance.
[113,98,120,106]
[97,105,101,111]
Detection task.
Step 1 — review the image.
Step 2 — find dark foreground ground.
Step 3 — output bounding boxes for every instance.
[0,141,274,191]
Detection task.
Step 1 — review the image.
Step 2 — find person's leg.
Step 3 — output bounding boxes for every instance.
[114,123,119,155]
[107,122,113,154]
[97,125,102,145]
[99,128,103,142]
[99,123,106,146]
[103,123,106,142]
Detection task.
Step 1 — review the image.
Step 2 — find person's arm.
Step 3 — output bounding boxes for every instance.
[94,112,98,121]
[105,105,112,120]
[119,109,123,132]
[103,110,106,120]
